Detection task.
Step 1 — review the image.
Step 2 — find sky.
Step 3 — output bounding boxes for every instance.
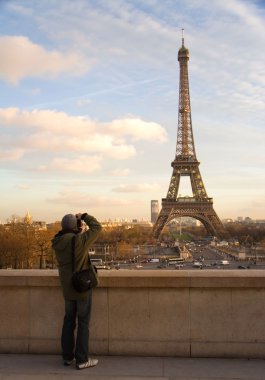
[0,0,264,223]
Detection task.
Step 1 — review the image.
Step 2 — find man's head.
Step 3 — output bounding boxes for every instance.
[61,214,77,230]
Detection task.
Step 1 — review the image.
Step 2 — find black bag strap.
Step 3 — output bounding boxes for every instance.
[71,235,76,273]
[71,235,93,273]
[87,249,93,268]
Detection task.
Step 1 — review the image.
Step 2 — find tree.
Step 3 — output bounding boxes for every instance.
[0,222,30,268]
[34,228,56,269]
[0,218,60,269]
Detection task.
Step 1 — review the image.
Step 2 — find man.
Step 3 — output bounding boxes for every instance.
[52,212,102,370]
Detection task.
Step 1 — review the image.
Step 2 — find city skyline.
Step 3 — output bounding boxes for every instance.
[0,0,264,223]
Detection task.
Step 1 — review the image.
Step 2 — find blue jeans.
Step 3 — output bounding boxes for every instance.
[61,290,92,364]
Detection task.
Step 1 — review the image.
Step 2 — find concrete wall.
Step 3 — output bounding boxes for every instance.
[1,269,265,358]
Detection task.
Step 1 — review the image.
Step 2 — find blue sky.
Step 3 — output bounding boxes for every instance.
[0,0,264,223]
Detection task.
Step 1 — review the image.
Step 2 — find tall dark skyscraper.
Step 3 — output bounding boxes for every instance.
[151,200,159,224]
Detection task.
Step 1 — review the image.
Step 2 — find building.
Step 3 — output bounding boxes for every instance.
[24,211,33,224]
[151,200,159,224]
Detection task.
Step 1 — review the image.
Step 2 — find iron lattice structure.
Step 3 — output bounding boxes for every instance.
[153,35,225,239]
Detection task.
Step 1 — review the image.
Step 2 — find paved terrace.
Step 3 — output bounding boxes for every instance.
[1,354,265,380]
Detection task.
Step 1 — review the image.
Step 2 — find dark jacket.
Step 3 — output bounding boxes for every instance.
[52,213,102,300]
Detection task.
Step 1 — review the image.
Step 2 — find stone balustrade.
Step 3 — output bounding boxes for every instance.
[1,269,265,358]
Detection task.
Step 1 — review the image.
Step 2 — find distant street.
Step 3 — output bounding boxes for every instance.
[104,244,265,271]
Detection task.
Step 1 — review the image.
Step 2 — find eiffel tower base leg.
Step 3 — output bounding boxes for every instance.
[153,199,226,240]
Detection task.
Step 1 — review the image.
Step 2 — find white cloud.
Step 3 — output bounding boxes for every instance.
[0,108,97,134]
[29,0,175,68]
[48,191,130,208]
[219,0,265,31]
[0,107,167,170]
[39,155,102,173]
[0,148,25,161]
[111,168,131,176]
[107,144,136,160]
[0,35,89,84]
[112,183,161,193]
[23,132,136,159]
[16,184,30,190]
[106,117,168,142]
[7,3,33,17]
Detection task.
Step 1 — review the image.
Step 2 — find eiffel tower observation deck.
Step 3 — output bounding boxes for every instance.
[153,31,225,239]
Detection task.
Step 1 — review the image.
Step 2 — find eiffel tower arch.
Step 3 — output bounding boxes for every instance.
[153,31,225,239]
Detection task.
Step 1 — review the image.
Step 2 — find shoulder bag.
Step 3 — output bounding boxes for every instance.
[71,236,99,292]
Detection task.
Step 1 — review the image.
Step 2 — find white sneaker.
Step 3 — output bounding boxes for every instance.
[63,359,73,366]
[76,358,98,370]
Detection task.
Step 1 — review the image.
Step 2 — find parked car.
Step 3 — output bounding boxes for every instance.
[193,261,202,268]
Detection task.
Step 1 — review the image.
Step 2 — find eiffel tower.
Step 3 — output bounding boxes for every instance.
[153,32,225,239]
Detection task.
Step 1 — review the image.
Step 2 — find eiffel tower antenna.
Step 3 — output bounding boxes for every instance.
[181,28,184,47]
[152,32,225,239]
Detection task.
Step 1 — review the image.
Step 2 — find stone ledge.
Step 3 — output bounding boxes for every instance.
[1,269,265,357]
[1,269,265,288]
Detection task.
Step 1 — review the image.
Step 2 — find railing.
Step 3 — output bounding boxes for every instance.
[1,269,265,358]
